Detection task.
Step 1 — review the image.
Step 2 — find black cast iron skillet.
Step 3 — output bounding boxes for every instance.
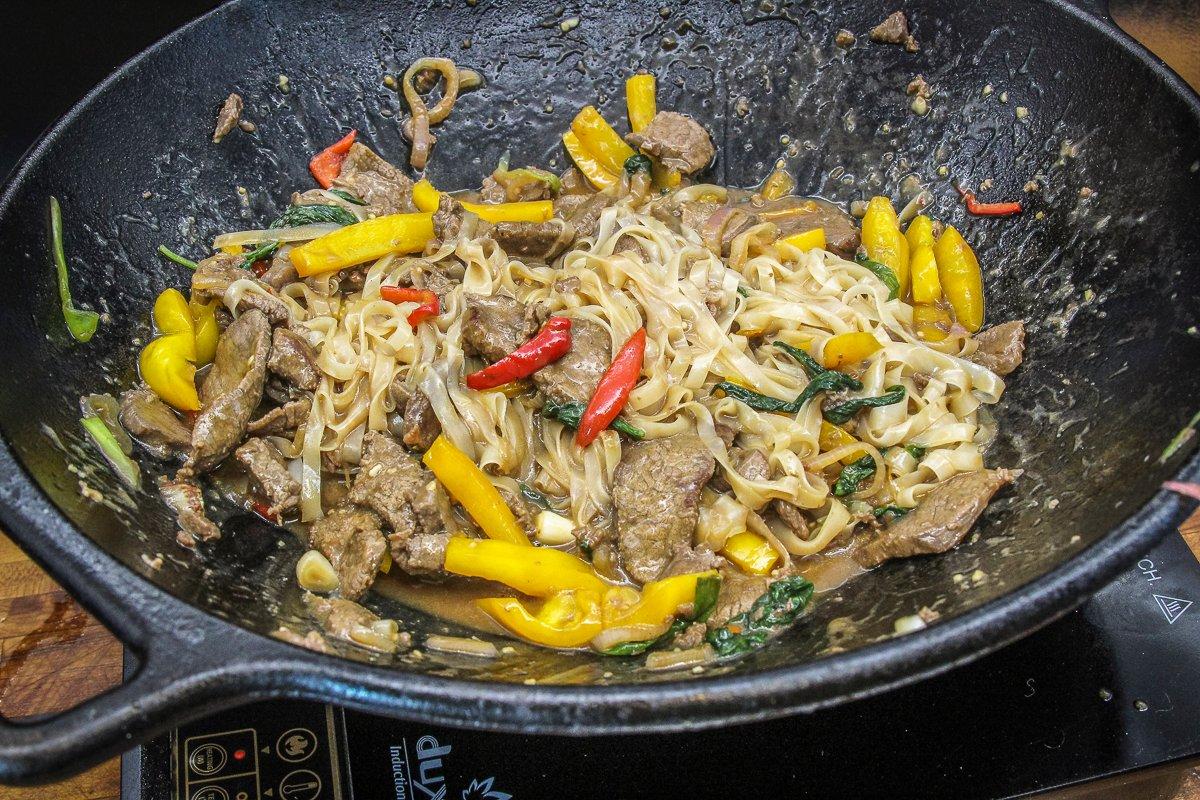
[1,0,1199,784]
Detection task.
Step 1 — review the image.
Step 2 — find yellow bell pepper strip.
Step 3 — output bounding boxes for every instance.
[476,590,602,649]
[444,537,606,595]
[909,243,943,304]
[822,331,881,369]
[190,299,220,365]
[562,131,620,189]
[602,570,718,628]
[780,227,826,253]
[152,288,196,360]
[422,436,530,545]
[820,420,869,464]
[625,74,657,133]
[139,334,200,411]
[411,179,553,224]
[905,214,935,251]
[934,225,984,332]
[289,213,434,277]
[219,244,245,256]
[570,106,636,176]
[860,196,910,297]
[912,303,951,341]
[721,532,779,576]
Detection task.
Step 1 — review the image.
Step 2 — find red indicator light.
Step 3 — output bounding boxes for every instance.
[233,749,246,761]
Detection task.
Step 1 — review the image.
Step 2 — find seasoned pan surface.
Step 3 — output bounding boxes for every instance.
[0,0,1198,783]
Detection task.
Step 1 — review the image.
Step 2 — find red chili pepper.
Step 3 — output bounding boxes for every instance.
[577,328,646,447]
[251,499,278,522]
[251,259,271,278]
[309,130,357,188]
[465,316,573,391]
[380,285,440,327]
[954,183,1022,216]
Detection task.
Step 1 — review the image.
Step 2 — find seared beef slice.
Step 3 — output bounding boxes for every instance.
[613,434,716,583]
[190,309,271,472]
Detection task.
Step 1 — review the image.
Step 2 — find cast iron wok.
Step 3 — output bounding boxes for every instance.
[1,0,1199,784]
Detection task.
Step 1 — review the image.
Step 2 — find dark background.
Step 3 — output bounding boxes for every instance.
[0,1,221,179]
[3,0,1197,179]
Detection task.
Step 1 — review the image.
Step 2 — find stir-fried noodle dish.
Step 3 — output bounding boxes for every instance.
[79,59,1025,665]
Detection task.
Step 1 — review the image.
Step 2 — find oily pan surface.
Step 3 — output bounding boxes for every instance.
[0,0,1198,684]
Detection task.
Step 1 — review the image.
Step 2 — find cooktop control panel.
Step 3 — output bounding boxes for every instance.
[173,705,342,800]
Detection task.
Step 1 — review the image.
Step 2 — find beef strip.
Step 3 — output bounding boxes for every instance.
[461,293,538,361]
[772,500,811,539]
[432,194,468,243]
[309,505,387,600]
[159,475,220,546]
[268,328,320,391]
[554,192,610,239]
[394,533,450,574]
[707,564,771,629]
[331,143,416,216]
[577,516,614,552]
[971,320,1025,376]
[708,446,768,492]
[613,434,716,583]
[869,10,919,52]
[119,386,192,459]
[760,197,861,258]
[408,256,462,297]
[625,111,715,175]
[258,250,298,290]
[531,317,610,405]
[191,254,290,325]
[399,388,441,451]
[498,487,538,539]
[302,592,400,652]
[212,93,243,143]
[661,542,723,578]
[348,432,453,574]
[247,398,309,436]
[272,626,331,654]
[492,219,576,262]
[235,437,299,517]
[189,309,272,472]
[852,468,1020,568]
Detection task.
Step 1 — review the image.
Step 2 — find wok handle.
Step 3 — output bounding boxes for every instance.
[0,581,272,787]
[0,636,213,785]
[1058,0,1110,19]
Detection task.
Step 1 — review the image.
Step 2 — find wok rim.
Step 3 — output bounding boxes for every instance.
[0,0,1198,738]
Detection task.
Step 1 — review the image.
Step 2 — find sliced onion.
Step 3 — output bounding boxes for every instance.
[645,644,715,671]
[213,223,341,249]
[403,57,462,125]
[699,206,735,252]
[590,623,670,652]
[425,635,499,658]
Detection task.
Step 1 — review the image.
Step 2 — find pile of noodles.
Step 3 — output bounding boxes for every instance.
[216,184,1006,566]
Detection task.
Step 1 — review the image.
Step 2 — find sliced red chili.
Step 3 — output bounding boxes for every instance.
[577,327,646,447]
[465,316,573,391]
[954,183,1022,216]
[251,259,271,278]
[309,130,357,188]
[380,285,440,327]
[251,499,278,522]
